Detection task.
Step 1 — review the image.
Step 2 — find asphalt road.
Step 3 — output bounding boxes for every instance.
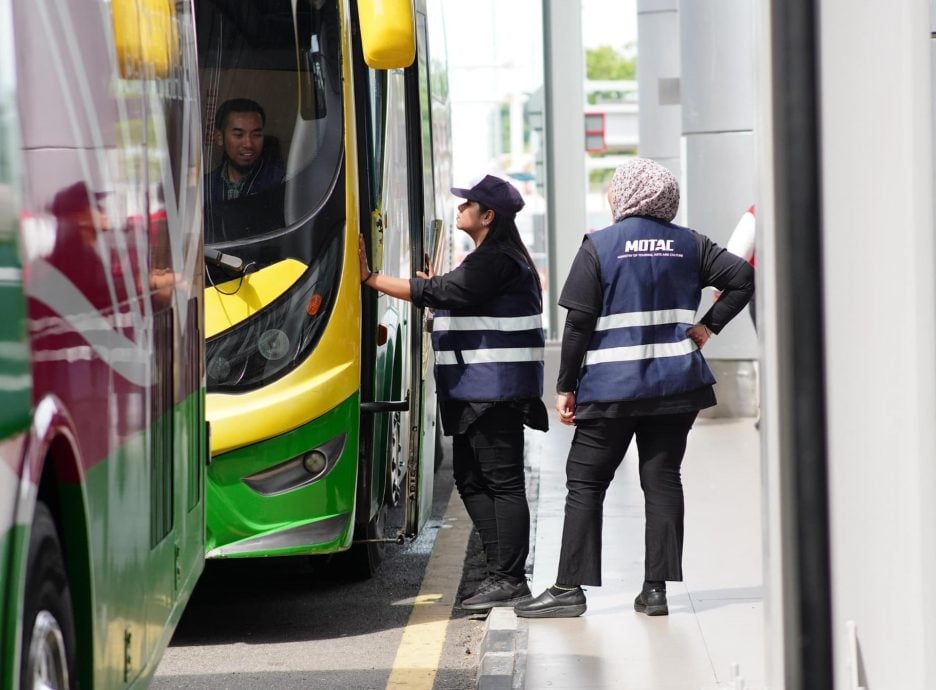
[152,445,489,690]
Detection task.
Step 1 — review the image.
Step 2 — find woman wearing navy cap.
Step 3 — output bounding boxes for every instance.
[359,175,546,610]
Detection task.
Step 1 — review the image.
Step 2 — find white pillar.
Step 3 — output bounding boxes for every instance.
[819,1,936,686]
[752,1,785,686]
[542,0,586,339]
[679,0,757,362]
[637,0,682,191]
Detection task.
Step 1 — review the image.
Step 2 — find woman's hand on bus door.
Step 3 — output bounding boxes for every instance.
[416,252,434,279]
[358,234,414,301]
[358,234,372,283]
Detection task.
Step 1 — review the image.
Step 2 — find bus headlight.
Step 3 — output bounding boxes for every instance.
[206,233,342,393]
[258,329,290,360]
[242,434,346,496]
[302,450,328,475]
[207,355,231,381]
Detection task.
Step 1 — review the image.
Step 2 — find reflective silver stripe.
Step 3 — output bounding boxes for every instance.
[0,374,31,392]
[595,309,697,331]
[436,347,545,366]
[0,453,23,530]
[584,339,698,365]
[433,314,543,332]
[0,267,22,283]
[0,342,29,360]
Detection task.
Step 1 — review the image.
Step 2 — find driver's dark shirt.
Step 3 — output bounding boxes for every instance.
[203,158,287,244]
[204,157,285,205]
[219,163,249,200]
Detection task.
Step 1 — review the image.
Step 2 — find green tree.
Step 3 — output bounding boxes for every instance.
[586,45,637,105]
[586,45,636,81]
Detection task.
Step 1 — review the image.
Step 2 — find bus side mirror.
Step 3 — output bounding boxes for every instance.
[357,0,415,69]
[112,0,178,79]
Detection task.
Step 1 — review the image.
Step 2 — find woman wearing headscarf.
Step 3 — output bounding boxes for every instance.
[515,158,754,618]
[359,175,547,610]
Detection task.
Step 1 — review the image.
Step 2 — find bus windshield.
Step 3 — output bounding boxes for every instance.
[197,0,343,262]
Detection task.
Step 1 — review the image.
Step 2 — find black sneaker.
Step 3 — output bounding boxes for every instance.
[634,589,668,616]
[514,587,587,618]
[459,578,531,610]
[467,575,497,598]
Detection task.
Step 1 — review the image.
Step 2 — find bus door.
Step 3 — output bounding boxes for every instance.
[114,0,204,672]
[404,5,439,536]
[141,0,206,636]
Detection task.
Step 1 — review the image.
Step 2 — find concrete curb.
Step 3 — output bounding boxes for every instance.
[476,607,527,689]
[475,388,541,689]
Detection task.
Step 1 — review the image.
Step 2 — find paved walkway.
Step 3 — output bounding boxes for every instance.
[511,411,764,690]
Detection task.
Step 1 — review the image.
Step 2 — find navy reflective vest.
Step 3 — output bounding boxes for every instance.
[576,216,716,403]
[431,248,545,401]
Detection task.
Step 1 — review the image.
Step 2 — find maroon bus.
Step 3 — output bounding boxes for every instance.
[0,1,207,688]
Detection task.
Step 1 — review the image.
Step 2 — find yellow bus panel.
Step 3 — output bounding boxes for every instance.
[204,258,308,339]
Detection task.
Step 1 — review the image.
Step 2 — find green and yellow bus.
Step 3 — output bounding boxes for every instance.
[197,0,451,574]
[0,0,206,687]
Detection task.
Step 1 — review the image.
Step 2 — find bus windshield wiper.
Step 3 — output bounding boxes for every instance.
[205,248,245,276]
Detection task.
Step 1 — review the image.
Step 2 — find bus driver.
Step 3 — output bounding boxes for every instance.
[204,98,285,205]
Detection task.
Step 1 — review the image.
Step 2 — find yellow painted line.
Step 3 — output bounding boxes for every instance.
[386,489,473,689]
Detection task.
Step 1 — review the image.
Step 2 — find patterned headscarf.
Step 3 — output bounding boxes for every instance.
[608,158,680,223]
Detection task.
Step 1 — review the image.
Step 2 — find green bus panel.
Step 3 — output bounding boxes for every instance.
[206,393,360,558]
[53,391,204,689]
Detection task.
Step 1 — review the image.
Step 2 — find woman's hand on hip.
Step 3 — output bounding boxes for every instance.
[687,323,712,348]
[556,392,576,426]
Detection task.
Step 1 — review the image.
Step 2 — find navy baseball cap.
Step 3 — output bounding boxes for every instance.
[451,175,525,218]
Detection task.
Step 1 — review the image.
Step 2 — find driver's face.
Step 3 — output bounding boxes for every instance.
[217,111,265,170]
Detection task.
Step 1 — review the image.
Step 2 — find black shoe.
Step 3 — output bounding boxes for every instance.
[467,575,497,598]
[459,578,531,610]
[514,587,587,618]
[634,589,668,616]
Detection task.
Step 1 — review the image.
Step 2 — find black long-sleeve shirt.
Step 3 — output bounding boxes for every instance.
[556,229,755,418]
[410,242,549,435]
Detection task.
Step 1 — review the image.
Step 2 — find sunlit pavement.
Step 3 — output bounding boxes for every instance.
[492,410,764,690]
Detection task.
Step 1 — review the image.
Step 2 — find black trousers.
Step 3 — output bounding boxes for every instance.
[452,406,529,582]
[556,411,698,587]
